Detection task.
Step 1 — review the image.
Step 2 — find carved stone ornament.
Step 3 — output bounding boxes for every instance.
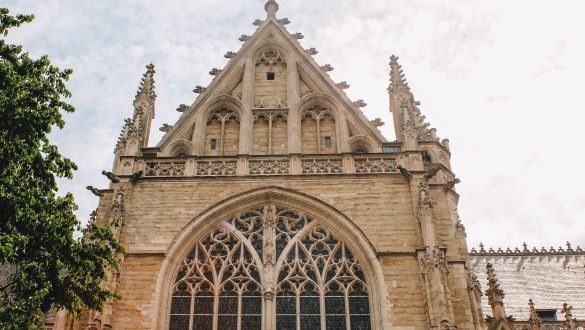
[277,17,290,25]
[320,64,334,72]
[419,246,446,273]
[417,182,433,212]
[176,104,189,112]
[192,85,207,93]
[467,271,481,293]
[209,68,222,76]
[305,47,318,55]
[159,123,172,132]
[224,51,237,59]
[440,320,458,330]
[111,192,124,226]
[353,99,367,108]
[239,34,251,42]
[292,32,304,39]
[336,81,350,89]
[370,118,385,127]
[252,19,264,26]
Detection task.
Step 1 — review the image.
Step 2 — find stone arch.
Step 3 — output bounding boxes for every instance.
[298,93,343,154]
[201,95,243,156]
[153,186,391,329]
[165,139,193,157]
[348,135,377,154]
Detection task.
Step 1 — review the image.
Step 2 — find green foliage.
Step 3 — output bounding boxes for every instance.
[0,8,124,329]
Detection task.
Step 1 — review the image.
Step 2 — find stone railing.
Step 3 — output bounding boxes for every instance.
[515,321,585,330]
[137,154,399,178]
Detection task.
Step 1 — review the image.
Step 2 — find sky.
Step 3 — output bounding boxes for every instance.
[4,0,585,250]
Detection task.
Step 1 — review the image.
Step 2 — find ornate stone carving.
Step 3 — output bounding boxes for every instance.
[145,161,186,177]
[277,17,290,25]
[176,104,188,112]
[159,123,172,132]
[320,64,333,72]
[208,68,222,76]
[192,85,206,93]
[301,159,343,174]
[86,186,103,197]
[305,47,318,55]
[239,34,251,41]
[196,161,237,176]
[111,192,124,227]
[355,158,398,173]
[249,160,289,175]
[370,118,384,127]
[101,170,119,183]
[470,242,584,256]
[419,246,446,273]
[256,48,286,67]
[353,99,367,108]
[336,81,350,89]
[291,32,304,39]
[528,299,542,328]
[417,182,433,211]
[252,19,264,26]
[224,51,237,58]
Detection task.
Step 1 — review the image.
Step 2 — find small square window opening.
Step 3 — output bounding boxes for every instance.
[267,72,275,80]
[325,136,332,148]
[210,139,217,150]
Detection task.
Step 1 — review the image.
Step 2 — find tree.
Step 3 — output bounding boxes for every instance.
[0,8,124,329]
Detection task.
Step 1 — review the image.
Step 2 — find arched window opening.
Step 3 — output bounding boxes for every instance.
[204,108,240,156]
[301,105,336,154]
[422,150,432,164]
[169,206,372,330]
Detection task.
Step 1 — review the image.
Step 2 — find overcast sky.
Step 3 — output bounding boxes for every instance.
[4,0,585,250]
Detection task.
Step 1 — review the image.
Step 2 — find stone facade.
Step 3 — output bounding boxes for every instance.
[42,1,583,330]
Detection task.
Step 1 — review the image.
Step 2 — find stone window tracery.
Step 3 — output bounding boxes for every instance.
[169,206,372,330]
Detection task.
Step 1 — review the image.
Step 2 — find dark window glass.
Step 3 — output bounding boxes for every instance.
[536,310,557,321]
[382,145,401,153]
[169,315,189,330]
[267,72,275,80]
[325,136,332,148]
[422,151,432,163]
[210,139,217,150]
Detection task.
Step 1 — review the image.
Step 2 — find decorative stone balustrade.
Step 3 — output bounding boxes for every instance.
[137,154,399,178]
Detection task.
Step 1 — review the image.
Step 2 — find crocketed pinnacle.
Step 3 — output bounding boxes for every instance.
[388,55,410,93]
[528,299,541,326]
[485,263,505,307]
[265,0,279,19]
[135,63,156,102]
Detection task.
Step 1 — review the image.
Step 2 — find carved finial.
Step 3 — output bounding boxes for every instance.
[388,55,410,93]
[253,19,264,26]
[265,0,279,19]
[522,242,529,253]
[486,263,507,318]
[239,34,251,42]
[305,47,318,55]
[566,241,573,252]
[528,299,542,327]
[159,123,172,133]
[479,243,486,253]
[224,51,237,59]
[562,303,577,330]
[176,104,189,112]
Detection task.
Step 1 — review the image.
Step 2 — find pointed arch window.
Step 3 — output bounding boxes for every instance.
[169,206,372,330]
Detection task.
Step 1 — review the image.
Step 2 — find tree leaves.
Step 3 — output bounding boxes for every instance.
[0,7,123,329]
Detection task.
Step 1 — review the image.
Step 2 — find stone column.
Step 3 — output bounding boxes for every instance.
[287,60,301,153]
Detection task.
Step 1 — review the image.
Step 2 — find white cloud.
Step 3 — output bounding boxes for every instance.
[4,0,585,249]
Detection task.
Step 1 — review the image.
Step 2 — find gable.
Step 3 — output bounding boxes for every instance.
[155,8,386,156]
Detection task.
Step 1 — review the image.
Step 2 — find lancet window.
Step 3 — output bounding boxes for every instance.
[301,105,337,154]
[204,108,240,156]
[169,206,371,330]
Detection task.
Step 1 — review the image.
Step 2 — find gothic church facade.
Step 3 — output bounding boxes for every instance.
[48,1,518,329]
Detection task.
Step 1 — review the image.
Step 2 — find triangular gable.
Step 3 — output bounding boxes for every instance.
[156,12,386,152]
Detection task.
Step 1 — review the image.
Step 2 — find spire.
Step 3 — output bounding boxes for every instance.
[265,0,279,19]
[485,263,506,318]
[134,63,156,103]
[115,64,157,158]
[388,55,410,94]
[562,303,577,330]
[387,55,445,145]
[528,299,542,330]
